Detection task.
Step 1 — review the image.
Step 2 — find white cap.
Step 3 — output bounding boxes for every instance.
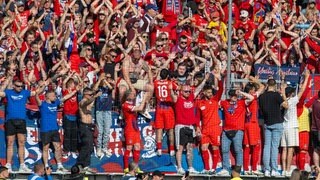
[240,10,249,18]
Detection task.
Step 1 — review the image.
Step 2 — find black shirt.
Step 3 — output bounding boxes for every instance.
[259,91,284,126]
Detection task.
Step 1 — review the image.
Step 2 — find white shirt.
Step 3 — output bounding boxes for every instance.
[283,95,299,128]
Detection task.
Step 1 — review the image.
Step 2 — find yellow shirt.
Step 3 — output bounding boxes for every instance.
[207,21,227,42]
[231,177,243,180]
[298,107,310,132]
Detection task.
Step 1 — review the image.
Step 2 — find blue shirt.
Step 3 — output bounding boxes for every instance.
[39,100,61,132]
[95,87,113,111]
[5,89,31,121]
[28,174,53,180]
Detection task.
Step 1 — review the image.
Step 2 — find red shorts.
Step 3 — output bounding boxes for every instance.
[299,131,309,151]
[201,126,222,146]
[124,130,141,145]
[154,106,175,129]
[243,122,261,145]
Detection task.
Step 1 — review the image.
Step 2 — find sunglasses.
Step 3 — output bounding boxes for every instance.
[112,24,118,28]
[156,44,164,48]
[15,84,23,88]
[86,22,93,25]
[180,41,187,44]
[183,90,191,93]
[0,57,4,60]
[142,36,148,38]
[86,48,92,51]
[161,38,168,41]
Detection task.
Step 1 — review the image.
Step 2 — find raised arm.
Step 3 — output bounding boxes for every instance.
[194,73,209,97]
[297,70,310,100]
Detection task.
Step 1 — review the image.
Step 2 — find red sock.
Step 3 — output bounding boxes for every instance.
[251,144,261,171]
[243,146,250,171]
[133,150,140,163]
[212,149,220,170]
[157,142,162,150]
[299,152,306,170]
[169,145,175,152]
[124,150,130,169]
[202,150,210,170]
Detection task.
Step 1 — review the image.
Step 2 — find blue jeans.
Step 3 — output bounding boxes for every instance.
[263,123,283,172]
[96,111,112,149]
[221,130,244,170]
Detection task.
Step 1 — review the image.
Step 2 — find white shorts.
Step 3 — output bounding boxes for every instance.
[281,128,299,147]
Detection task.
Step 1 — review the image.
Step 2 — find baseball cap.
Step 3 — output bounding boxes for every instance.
[211,11,220,18]
[16,0,24,6]
[240,10,249,18]
[145,4,158,11]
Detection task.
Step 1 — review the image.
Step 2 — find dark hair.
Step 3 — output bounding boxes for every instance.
[228,89,237,97]
[300,170,310,180]
[160,69,170,80]
[83,87,92,94]
[318,90,320,99]
[267,79,276,86]
[244,83,256,93]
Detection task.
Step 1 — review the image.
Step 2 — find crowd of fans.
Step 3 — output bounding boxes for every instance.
[0,0,320,178]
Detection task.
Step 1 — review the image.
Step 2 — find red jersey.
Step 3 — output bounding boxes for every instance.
[220,99,246,130]
[63,89,78,115]
[154,79,173,103]
[246,95,258,123]
[122,101,139,132]
[234,19,256,39]
[199,81,223,130]
[175,93,199,125]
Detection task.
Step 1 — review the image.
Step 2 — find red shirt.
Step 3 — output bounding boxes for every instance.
[175,93,199,125]
[63,89,78,115]
[234,19,256,39]
[246,95,258,123]
[154,79,174,103]
[122,101,139,132]
[199,81,223,130]
[220,99,246,130]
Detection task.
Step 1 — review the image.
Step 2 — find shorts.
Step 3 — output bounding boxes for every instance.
[154,105,175,129]
[243,122,261,145]
[5,119,27,136]
[201,126,221,146]
[299,131,309,151]
[175,125,195,149]
[118,79,148,91]
[311,131,320,150]
[281,128,299,147]
[124,130,141,145]
[40,130,61,145]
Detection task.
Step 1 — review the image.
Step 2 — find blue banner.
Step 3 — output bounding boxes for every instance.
[254,64,300,83]
[0,109,205,173]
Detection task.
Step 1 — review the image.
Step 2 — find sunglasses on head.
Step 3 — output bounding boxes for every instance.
[15,84,23,88]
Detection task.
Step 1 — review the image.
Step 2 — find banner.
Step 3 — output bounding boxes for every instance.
[0,109,205,173]
[254,64,300,83]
